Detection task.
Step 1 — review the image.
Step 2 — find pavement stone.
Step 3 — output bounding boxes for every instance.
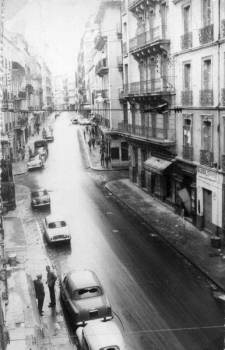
[3,183,74,349]
[105,179,225,292]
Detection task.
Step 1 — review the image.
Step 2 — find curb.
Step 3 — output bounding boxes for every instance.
[77,128,128,172]
[105,181,225,293]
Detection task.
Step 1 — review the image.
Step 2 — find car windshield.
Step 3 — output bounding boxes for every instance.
[32,190,48,197]
[72,286,102,300]
[48,221,66,229]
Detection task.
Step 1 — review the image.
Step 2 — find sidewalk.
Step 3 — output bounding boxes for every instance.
[4,184,74,350]
[12,113,56,176]
[80,125,225,292]
[78,128,125,171]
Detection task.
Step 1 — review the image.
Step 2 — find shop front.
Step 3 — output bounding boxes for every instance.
[173,159,197,223]
[196,166,223,235]
[144,156,174,201]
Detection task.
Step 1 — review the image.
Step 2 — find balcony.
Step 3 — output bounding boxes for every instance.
[127,77,174,96]
[122,42,128,56]
[221,19,225,38]
[199,24,214,45]
[94,35,106,51]
[183,145,193,161]
[129,27,168,54]
[116,122,175,145]
[181,32,192,50]
[128,0,159,11]
[221,88,225,105]
[95,58,108,76]
[200,89,213,106]
[181,90,193,106]
[200,150,214,167]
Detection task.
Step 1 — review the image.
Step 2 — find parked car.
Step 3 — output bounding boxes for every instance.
[43,215,71,244]
[71,117,79,124]
[76,319,126,350]
[79,118,91,126]
[31,189,50,209]
[27,154,44,170]
[60,270,112,326]
[44,133,54,142]
[34,139,48,161]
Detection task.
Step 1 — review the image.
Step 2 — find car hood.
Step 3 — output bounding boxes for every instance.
[28,158,41,165]
[47,226,69,237]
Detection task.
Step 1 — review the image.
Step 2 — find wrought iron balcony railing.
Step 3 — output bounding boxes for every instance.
[221,19,225,38]
[221,88,225,105]
[129,26,167,51]
[200,149,214,167]
[95,58,108,76]
[200,89,213,106]
[181,32,192,50]
[127,78,174,95]
[199,24,214,44]
[117,122,175,142]
[181,90,193,106]
[183,145,193,161]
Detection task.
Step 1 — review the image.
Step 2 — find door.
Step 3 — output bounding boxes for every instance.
[203,188,212,232]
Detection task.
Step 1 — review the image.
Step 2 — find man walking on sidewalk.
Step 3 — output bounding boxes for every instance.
[46,265,57,307]
[34,274,45,316]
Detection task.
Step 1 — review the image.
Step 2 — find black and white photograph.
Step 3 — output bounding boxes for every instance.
[0,0,225,349]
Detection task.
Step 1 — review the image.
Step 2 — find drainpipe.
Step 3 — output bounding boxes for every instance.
[217,0,221,170]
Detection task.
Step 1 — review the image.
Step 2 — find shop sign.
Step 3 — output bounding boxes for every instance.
[197,166,217,182]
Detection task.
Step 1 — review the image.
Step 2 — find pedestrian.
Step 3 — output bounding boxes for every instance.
[34,274,45,316]
[100,152,104,167]
[46,265,57,307]
[88,139,92,152]
[91,137,95,148]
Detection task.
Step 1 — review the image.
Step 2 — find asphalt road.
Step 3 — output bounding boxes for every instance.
[16,112,225,350]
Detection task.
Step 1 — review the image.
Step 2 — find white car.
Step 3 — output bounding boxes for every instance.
[43,215,71,244]
[76,319,126,350]
[27,154,44,170]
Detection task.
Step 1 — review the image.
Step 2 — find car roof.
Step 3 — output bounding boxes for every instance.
[84,320,126,349]
[66,270,101,290]
[46,215,66,224]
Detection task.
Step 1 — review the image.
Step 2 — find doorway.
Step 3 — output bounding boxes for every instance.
[203,188,212,232]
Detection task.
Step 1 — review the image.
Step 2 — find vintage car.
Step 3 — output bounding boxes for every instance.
[34,139,48,161]
[27,154,44,170]
[60,270,112,326]
[31,189,50,209]
[76,319,126,350]
[43,215,71,244]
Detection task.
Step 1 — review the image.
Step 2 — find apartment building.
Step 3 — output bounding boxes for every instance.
[172,0,225,235]
[119,0,176,198]
[2,33,46,160]
[41,62,53,113]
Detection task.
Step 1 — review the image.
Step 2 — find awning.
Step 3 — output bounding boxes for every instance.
[144,156,172,174]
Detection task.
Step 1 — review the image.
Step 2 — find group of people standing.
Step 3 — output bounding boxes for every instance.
[33,265,57,316]
[83,125,96,152]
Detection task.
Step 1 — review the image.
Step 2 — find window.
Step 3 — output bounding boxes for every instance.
[202,0,212,26]
[48,221,66,229]
[201,118,212,151]
[183,5,191,33]
[183,63,191,90]
[111,147,119,160]
[73,287,102,300]
[202,58,212,90]
[183,117,192,146]
[121,142,128,161]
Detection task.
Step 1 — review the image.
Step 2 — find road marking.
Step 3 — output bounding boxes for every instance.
[126,324,225,335]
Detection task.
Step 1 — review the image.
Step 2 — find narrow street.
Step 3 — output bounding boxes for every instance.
[15,112,224,350]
